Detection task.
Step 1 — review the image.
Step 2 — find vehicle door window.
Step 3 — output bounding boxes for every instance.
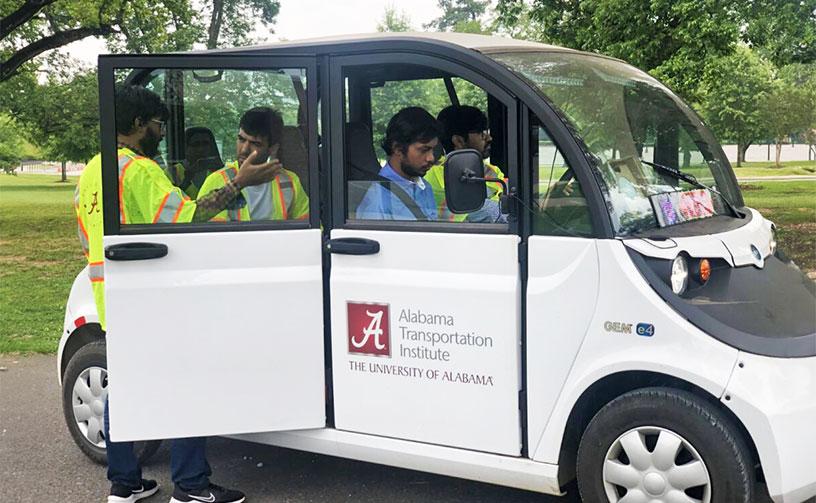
[114,67,311,226]
[343,64,508,226]
[532,114,594,237]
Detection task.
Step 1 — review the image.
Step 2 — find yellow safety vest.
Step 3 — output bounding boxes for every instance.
[76,148,198,330]
[425,156,506,222]
[198,161,309,221]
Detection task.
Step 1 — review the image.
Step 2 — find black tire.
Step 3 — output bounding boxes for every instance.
[62,339,162,465]
[576,387,754,503]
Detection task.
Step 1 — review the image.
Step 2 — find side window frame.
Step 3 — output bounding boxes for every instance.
[327,52,519,236]
[99,55,320,236]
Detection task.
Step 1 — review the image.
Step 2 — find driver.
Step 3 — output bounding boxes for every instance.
[355,107,443,221]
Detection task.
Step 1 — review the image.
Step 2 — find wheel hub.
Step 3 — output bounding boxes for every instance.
[643,472,666,496]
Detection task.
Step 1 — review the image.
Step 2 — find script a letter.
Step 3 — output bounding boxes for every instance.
[351,310,386,349]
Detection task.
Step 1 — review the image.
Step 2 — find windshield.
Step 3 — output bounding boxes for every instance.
[490,51,743,235]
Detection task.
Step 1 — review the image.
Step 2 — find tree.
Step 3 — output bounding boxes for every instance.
[0,114,25,174]
[760,80,812,167]
[23,71,100,181]
[0,0,201,83]
[204,0,280,49]
[494,0,741,102]
[699,46,774,166]
[377,6,413,32]
[424,0,489,32]
[739,0,816,67]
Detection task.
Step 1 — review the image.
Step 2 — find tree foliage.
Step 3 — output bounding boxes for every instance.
[698,46,774,166]
[760,78,814,167]
[0,114,25,173]
[377,6,413,32]
[205,0,280,49]
[740,0,816,67]
[425,0,489,31]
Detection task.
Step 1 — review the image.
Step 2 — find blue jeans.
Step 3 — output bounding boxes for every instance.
[104,397,212,490]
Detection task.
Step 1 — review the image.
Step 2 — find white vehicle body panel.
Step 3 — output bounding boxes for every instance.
[529,239,741,462]
[58,265,100,385]
[623,208,773,267]
[723,352,816,503]
[104,229,326,441]
[231,428,562,495]
[329,229,522,456]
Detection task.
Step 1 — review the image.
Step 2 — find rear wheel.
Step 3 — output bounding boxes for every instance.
[577,387,754,503]
[62,339,161,465]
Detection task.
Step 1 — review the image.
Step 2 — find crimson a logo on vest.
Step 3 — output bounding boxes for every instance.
[347,301,391,357]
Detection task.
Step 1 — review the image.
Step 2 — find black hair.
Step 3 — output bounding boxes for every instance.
[239,107,284,146]
[381,107,444,156]
[436,105,488,153]
[114,84,169,135]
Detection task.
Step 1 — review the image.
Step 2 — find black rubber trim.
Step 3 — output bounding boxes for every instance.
[627,247,816,358]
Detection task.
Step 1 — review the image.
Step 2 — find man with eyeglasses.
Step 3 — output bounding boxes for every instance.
[76,84,277,503]
[426,105,507,223]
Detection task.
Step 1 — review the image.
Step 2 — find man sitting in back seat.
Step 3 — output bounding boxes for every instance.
[355,107,443,221]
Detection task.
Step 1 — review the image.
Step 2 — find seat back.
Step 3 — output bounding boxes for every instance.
[278,125,309,184]
[345,122,384,217]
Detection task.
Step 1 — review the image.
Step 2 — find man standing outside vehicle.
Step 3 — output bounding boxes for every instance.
[355,107,443,220]
[75,85,278,503]
[425,105,507,223]
[197,107,309,222]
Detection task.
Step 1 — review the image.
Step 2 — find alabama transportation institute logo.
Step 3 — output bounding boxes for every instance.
[347,302,391,357]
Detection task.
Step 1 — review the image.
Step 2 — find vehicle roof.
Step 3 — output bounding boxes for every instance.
[202,32,582,56]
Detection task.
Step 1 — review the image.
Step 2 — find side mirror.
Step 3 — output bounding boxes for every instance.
[444,149,487,214]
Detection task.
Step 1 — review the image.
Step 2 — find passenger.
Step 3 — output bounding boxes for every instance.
[76,84,276,503]
[355,107,443,220]
[198,107,309,221]
[164,127,224,198]
[425,105,507,223]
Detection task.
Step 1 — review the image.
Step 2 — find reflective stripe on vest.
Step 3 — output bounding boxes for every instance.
[117,154,134,224]
[88,261,104,283]
[152,191,186,223]
[74,185,90,256]
[277,171,294,220]
[219,167,243,221]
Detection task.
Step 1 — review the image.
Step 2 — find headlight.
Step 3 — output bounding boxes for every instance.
[670,255,689,295]
[770,226,778,255]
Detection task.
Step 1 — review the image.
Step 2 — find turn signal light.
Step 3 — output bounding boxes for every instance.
[699,259,711,283]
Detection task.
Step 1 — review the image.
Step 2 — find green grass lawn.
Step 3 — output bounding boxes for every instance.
[740,181,816,272]
[0,174,84,354]
[0,174,812,355]
[733,160,816,177]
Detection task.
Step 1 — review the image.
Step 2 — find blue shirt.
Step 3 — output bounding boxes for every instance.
[355,163,438,221]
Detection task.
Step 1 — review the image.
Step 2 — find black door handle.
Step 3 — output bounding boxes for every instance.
[326,238,380,255]
[105,242,168,261]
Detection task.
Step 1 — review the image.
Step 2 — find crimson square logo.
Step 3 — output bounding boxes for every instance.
[347,302,390,357]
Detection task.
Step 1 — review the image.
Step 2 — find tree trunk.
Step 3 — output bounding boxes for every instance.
[61,161,66,182]
[207,0,226,49]
[737,142,750,167]
[774,142,783,168]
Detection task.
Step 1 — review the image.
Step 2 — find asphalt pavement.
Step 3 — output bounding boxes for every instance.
[0,354,577,503]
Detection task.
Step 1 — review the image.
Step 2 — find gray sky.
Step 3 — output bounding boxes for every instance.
[62,0,445,66]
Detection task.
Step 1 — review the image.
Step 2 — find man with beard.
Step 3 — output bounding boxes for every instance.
[76,84,276,503]
[198,107,309,221]
[355,107,443,220]
[425,105,507,223]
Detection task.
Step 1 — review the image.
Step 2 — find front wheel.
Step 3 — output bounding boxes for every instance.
[577,387,754,503]
[62,339,161,465]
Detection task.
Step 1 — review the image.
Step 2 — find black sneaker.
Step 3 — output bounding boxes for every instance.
[108,479,159,502]
[170,483,245,503]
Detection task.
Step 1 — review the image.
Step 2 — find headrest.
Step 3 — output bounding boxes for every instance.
[345,122,382,180]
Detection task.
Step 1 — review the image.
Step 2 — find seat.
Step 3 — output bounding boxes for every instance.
[345,122,383,217]
[278,125,309,184]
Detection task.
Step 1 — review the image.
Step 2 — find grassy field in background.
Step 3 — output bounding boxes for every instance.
[740,181,816,272]
[733,160,816,177]
[0,174,813,355]
[0,174,84,354]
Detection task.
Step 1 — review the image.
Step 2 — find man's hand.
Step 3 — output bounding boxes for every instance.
[234,151,283,189]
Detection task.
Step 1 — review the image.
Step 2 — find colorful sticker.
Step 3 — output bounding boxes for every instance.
[650,189,715,227]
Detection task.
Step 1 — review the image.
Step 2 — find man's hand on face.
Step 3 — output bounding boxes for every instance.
[234,151,283,189]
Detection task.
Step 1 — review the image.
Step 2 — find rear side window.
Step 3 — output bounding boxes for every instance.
[113,67,310,226]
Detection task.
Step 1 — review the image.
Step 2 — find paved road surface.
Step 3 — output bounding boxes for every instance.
[0,354,578,503]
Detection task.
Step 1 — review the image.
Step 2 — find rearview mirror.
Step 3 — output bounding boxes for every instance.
[444,149,487,214]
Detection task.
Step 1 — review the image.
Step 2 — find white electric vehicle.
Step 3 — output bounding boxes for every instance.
[59,33,816,503]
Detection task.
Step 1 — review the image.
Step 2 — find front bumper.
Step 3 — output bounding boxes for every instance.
[723,351,816,503]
